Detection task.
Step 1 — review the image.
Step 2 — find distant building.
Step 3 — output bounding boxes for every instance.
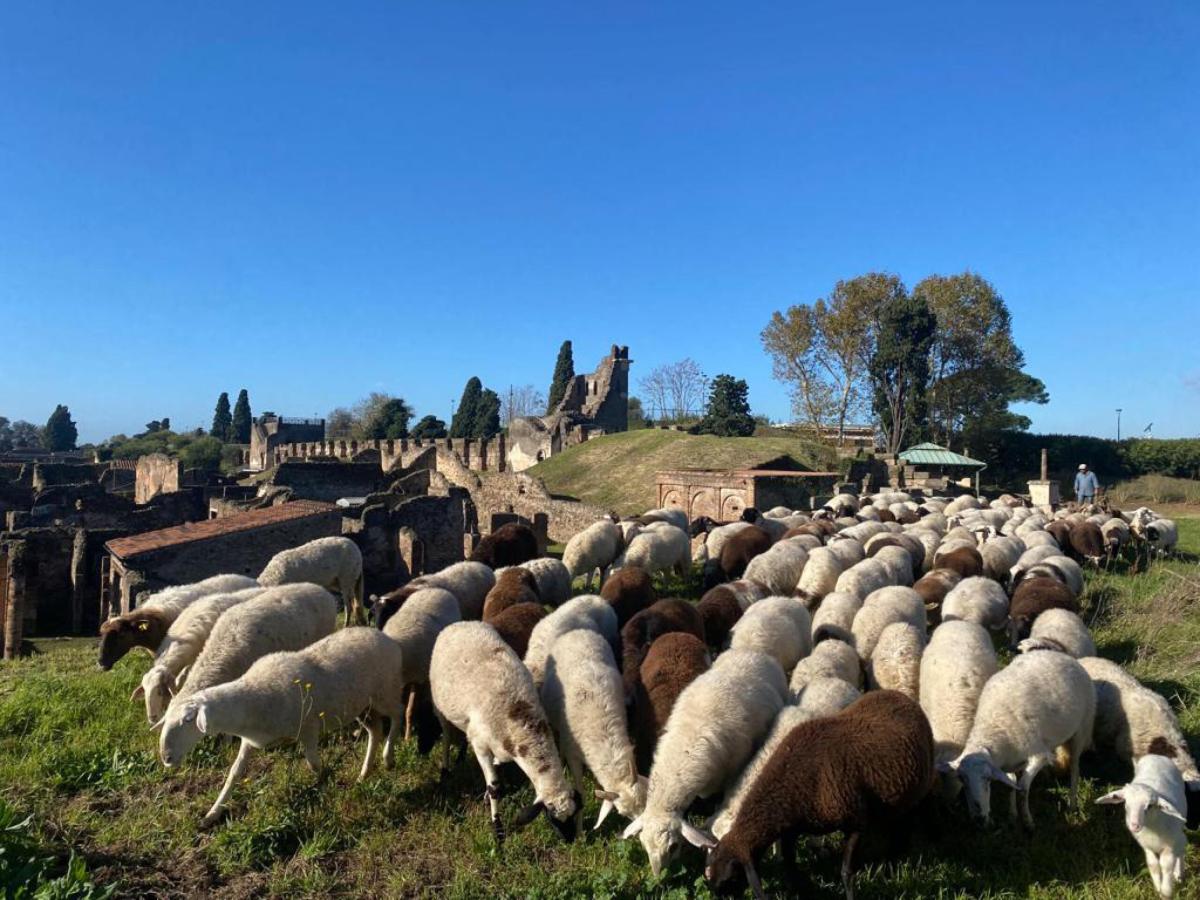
[249,414,325,471]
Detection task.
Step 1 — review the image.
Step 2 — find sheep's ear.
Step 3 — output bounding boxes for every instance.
[173,665,191,692]
[638,774,649,791]
[594,789,619,801]
[1096,789,1126,806]
[680,821,717,850]
[149,717,165,732]
[511,801,543,831]
[195,705,210,735]
[621,816,644,839]
[1153,796,1188,822]
[130,684,145,702]
[594,798,616,831]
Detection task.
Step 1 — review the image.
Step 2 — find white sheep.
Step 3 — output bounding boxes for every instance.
[742,541,808,596]
[258,536,364,626]
[1097,755,1189,899]
[612,526,691,581]
[979,537,1024,581]
[1034,555,1084,596]
[824,537,866,568]
[1144,519,1179,556]
[156,584,339,764]
[867,621,924,699]
[810,591,863,644]
[410,560,498,620]
[623,649,786,876]
[943,650,1095,828]
[728,596,812,675]
[1008,545,1061,585]
[919,620,998,762]
[133,586,265,724]
[166,627,405,826]
[873,544,915,586]
[941,577,1009,631]
[516,557,572,607]
[850,586,926,660]
[639,507,689,532]
[1018,608,1095,658]
[562,520,624,590]
[524,595,619,688]
[541,629,646,831]
[793,546,844,606]
[704,521,753,560]
[834,558,892,602]
[382,587,462,738]
[430,621,579,844]
[788,638,860,700]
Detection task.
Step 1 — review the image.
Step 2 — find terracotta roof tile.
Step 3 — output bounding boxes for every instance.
[105,501,337,559]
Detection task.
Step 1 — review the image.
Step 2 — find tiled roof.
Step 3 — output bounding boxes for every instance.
[105,501,337,559]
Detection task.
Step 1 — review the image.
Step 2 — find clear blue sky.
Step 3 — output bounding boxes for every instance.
[2,2,1197,443]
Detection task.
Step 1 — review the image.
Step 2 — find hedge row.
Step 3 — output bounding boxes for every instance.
[979,434,1200,489]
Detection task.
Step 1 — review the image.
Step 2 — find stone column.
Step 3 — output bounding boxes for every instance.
[4,545,26,660]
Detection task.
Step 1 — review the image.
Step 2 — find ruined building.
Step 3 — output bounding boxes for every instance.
[249,414,325,471]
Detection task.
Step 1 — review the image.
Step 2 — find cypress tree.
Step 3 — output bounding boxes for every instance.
[546,340,575,413]
[450,377,483,438]
[475,389,502,439]
[211,392,232,440]
[231,389,252,443]
[43,404,79,451]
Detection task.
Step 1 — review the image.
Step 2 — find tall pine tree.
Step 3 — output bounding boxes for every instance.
[546,340,575,413]
[869,294,936,454]
[694,375,755,437]
[450,377,483,438]
[211,392,232,440]
[43,404,79,451]
[231,389,252,443]
[475,389,502,439]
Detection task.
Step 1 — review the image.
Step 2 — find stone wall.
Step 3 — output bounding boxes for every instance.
[269,435,509,475]
[135,454,181,504]
[265,460,387,503]
[656,469,840,521]
[471,471,610,544]
[249,415,326,471]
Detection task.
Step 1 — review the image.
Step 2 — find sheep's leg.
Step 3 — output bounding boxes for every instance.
[840,831,860,900]
[474,748,505,846]
[1018,755,1051,830]
[1144,849,1163,895]
[1008,786,1018,821]
[358,715,384,782]
[383,707,403,770]
[565,749,586,834]
[403,685,418,741]
[201,739,254,828]
[1066,735,1085,810]
[301,725,323,778]
[1159,849,1177,899]
[435,711,452,782]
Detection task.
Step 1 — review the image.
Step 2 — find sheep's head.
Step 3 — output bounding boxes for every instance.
[97,611,166,670]
[623,811,679,876]
[135,665,179,724]
[593,767,649,829]
[513,788,582,843]
[940,752,1019,824]
[157,697,208,767]
[1097,784,1186,835]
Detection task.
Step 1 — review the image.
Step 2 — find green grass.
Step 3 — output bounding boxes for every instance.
[1,519,1198,898]
[1108,475,1200,509]
[525,429,839,515]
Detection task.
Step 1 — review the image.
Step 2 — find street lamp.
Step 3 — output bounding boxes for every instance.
[1116,408,1122,442]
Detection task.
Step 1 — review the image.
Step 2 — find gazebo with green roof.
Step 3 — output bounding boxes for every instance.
[898,442,987,493]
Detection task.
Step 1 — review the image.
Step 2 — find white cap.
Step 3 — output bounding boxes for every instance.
[1078,464,1087,470]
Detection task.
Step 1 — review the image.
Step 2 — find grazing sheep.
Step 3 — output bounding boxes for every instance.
[1020,530,1060,550]
[259,536,364,626]
[97,574,259,670]
[382,587,462,738]
[934,545,985,579]
[613,526,692,581]
[919,620,998,762]
[873,544,916,586]
[704,521,754,561]
[1067,521,1106,565]
[728,596,812,675]
[631,632,711,774]
[1007,576,1080,644]
[600,565,656,627]
[430,621,580,845]
[525,596,620,688]
[517,558,572,607]
[470,522,540,569]
[1096,755,1189,899]
[488,602,547,657]
[866,533,926,572]
[913,567,962,624]
[542,629,647,830]
[1144,519,1179,556]
[562,520,624,591]
[868,622,924,699]
[811,591,863,645]
[943,650,1095,828]
[1032,555,1084,596]
[483,568,541,621]
[156,584,339,761]
[696,580,767,648]
[623,649,787,876]
[371,561,496,628]
[789,638,860,700]
[1100,518,1131,557]
[941,577,1009,631]
[794,546,845,608]
[701,691,935,900]
[742,508,788,543]
[824,537,866,568]
[1078,657,1199,784]
[1008,545,1063,587]
[742,541,809,596]
[133,587,265,724]
[979,538,1024,582]
[637,507,689,532]
[850,586,926,660]
[834,558,892,603]
[620,599,706,698]
[711,526,773,586]
[167,627,406,826]
[1018,608,1095,658]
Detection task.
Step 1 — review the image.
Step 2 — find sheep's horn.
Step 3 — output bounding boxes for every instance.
[593,799,615,830]
[149,717,165,732]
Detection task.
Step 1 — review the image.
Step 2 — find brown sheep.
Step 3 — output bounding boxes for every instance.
[1046,520,1073,549]
[631,632,710,774]
[97,608,172,671]
[600,565,656,627]
[700,690,935,899]
[488,602,548,658]
[1067,521,1105,565]
[370,583,424,630]
[621,598,706,699]
[482,568,541,622]
[913,568,962,627]
[716,526,773,581]
[935,546,984,579]
[782,523,827,542]
[1007,575,1080,645]
[696,580,767,648]
[876,507,897,524]
[469,522,539,569]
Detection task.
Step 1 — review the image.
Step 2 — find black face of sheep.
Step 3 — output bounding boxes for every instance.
[511,790,583,843]
[689,516,717,537]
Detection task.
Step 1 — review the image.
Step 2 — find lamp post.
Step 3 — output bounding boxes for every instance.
[1116,408,1122,442]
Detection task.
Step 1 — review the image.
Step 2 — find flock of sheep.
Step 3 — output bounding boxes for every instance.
[92,494,1190,899]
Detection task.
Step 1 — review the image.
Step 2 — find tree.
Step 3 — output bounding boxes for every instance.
[913,272,1048,447]
[325,407,355,439]
[475,389,502,439]
[450,377,483,438]
[179,436,223,472]
[546,341,575,413]
[43,405,78,451]
[639,359,708,422]
[502,385,546,426]
[869,293,937,455]
[411,415,448,440]
[144,418,170,434]
[627,397,650,429]
[360,397,412,439]
[231,389,252,443]
[211,393,232,440]
[694,375,755,437]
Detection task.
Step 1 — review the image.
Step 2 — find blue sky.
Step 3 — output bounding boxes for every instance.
[1,2,1197,443]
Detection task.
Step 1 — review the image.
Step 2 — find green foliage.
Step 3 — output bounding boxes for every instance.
[627,397,650,429]
[178,436,223,472]
[1123,438,1200,480]
[410,415,447,440]
[220,444,244,474]
[42,406,78,452]
[449,377,483,439]
[231,390,252,444]
[693,374,755,437]
[546,340,575,413]
[475,389,501,440]
[142,419,169,434]
[359,397,412,440]
[869,293,936,454]
[0,798,115,898]
[211,392,232,440]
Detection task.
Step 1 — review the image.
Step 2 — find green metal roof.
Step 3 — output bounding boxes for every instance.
[898,443,986,468]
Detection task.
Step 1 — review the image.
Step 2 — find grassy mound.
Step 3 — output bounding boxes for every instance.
[1108,474,1200,508]
[526,429,839,515]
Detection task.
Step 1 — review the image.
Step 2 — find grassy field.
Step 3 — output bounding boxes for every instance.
[525,430,839,515]
[1,519,1198,898]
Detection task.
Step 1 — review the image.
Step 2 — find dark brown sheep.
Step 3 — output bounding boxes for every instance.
[469,522,539,569]
[1046,520,1073,549]
[936,546,984,579]
[913,567,962,627]
[370,582,423,630]
[717,526,773,581]
[620,598,706,699]
[97,608,171,670]
[482,568,541,622]
[631,632,710,774]
[600,565,656,627]
[488,602,548,658]
[1007,575,1080,644]
[876,507,897,524]
[696,579,766,648]
[866,534,926,572]
[1067,521,1106,564]
[701,691,935,900]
